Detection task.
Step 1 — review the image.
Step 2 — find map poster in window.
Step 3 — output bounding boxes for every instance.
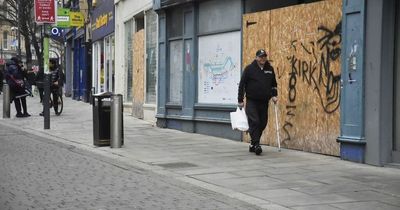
[198,31,241,104]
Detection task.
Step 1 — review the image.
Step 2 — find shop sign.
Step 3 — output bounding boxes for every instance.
[70,11,84,27]
[91,0,114,41]
[94,13,110,30]
[57,8,70,28]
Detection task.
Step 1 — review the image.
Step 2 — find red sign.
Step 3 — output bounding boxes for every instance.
[34,0,56,24]
[0,59,5,65]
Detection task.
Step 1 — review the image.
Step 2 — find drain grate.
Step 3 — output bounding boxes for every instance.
[155,162,198,169]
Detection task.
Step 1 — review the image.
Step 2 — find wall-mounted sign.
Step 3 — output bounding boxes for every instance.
[70,11,84,27]
[57,8,70,28]
[51,27,64,37]
[34,0,56,24]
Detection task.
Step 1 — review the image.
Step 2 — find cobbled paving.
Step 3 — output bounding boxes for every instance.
[0,126,260,210]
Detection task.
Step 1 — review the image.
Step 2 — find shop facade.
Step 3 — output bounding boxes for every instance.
[72,28,91,101]
[91,0,115,94]
[114,0,158,122]
[154,0,325,141]
[154,0,399,166]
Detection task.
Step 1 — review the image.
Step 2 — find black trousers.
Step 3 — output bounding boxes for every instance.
[245,99,269,146]
[14,97,27,114]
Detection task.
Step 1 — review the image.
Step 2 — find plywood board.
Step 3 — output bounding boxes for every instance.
[132,29,145,119]
[242,0,342,156]
[242,11,271,68]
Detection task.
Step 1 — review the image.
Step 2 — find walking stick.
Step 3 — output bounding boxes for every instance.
[274,103,281,152]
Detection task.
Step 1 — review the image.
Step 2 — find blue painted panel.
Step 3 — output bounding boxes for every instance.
[340,0,365,139]
[338,0,366,163]
[182,39,194,116]
[340,142,365,163]
[157,13,167,116]
[73,39,80,100]
[79,43,87,100]
[167,119,183,130]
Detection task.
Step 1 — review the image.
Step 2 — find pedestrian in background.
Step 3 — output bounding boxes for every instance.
[238,49,278,155]
[35,65,44,103]
[0,64,4,95]
[5,57,31,118]
[40,59,63,116]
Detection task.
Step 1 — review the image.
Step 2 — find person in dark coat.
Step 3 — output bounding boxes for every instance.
[5,57,31,117]
[238,49,278,155]
[0,64,4,94]
[40,58,63,116]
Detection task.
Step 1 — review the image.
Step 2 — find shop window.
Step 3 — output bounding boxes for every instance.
[146,10,158,104]
[197,0,241,104]
[198,0,241,35]
[104,34,114,92]
[166,6,184,104]
[136,16,144,32]
[169,40,183,104]
[197,31,241,104]
[92,43,98,92]
[167,7,183,38]
[3,31,7,49]
[125,19,133,101]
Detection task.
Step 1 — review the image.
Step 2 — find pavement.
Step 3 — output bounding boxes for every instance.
[1,94,400,210]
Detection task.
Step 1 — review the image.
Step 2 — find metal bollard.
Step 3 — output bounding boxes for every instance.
[3,83,10,118]
[110,94,123,148]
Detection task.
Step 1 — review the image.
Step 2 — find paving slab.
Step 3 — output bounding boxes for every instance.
[0,96,399,209]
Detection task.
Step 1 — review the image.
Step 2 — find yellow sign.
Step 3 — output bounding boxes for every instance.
[70,12,84,27]
[95,14,108,29]
[92,12,113,31]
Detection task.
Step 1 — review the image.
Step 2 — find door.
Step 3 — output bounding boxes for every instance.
[393,0,400,163]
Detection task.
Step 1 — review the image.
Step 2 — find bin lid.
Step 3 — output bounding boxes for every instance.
[92,92,113,97]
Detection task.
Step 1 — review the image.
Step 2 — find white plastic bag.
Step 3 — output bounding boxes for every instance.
[230,107,249,131]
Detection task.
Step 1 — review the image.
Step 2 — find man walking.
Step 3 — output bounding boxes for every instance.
[238,49,278,155]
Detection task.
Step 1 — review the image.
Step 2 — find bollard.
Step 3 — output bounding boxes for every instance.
[2,83,10,118]
[110,94,123,148]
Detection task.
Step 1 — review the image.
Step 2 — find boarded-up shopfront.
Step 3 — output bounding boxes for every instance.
[243,0,342,156]
[132,29,145,119]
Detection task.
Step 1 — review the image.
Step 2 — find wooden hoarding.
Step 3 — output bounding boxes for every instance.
[242,0,342,156]
[132,29,145,119]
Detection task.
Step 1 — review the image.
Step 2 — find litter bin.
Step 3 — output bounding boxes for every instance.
[92,92,112,146]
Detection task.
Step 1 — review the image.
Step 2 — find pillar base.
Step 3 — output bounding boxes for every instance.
[337,136,366,163]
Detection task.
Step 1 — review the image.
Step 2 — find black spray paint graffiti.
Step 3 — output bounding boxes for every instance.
[282,21,342,142]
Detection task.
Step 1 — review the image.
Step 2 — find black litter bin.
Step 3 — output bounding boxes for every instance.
[92,92,112,146]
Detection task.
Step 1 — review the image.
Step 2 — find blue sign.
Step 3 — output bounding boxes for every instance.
[51,27,64,37]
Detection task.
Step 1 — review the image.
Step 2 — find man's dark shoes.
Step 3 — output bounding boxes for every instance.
[23,113,31,117]
[16,113,24,118]
[39,112,44,116]
[249,144,256,153]
[255,145,262,155]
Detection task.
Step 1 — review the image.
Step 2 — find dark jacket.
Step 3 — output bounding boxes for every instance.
[50,65,65,89]
[238,60,278,103]
[5,59,29,98]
